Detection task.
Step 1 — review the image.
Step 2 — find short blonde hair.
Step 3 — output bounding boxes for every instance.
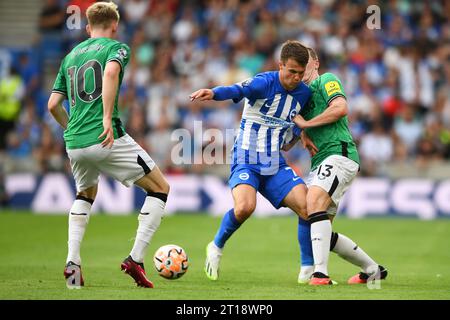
[86,1,120,29]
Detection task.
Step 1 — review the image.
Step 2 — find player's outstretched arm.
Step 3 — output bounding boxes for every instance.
[190,77,267,103]
[189,89,214,101]
[48,92,69,129]
[99,61,120,149]
[293,96,348,129]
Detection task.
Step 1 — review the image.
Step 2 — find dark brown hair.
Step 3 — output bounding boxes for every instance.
[280,40,309,67]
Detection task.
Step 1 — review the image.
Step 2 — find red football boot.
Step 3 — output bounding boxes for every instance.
[309,272,334,286]
[121,256,154,288]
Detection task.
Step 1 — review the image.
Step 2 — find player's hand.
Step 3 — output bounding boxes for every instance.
[189,89,214,101]
[293,114,309,129]
[301,131,318,156]
[98,119,114,149]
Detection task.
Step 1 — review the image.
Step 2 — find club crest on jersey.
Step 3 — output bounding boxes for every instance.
[325,81,341,96]
[239,172,250,180]
[289,110,297,121]
[117,48,128,60]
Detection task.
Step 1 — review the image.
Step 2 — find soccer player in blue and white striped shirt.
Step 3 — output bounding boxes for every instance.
[190,40,315,282]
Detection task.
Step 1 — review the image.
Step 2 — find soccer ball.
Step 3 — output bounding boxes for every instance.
[153,244,189,279]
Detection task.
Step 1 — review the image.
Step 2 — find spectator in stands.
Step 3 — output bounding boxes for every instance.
[0,66,24,153]
[38,0,66,33]
[3,100,40,173]
[415,136,443,170]
[38,0,66,60]
[0,49,12,80]
[393,104,424,156]
[146,100,176,173]
[359,121,394,176]
[34,123,65,173]
[17,52,40,100]
[123,0,150,38]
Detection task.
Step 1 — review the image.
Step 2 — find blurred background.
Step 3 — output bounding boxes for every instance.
[0,0,449,218]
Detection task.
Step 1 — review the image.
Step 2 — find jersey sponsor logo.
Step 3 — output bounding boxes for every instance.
[324,81,341,96]
[239,172,250,180]
[260,115,291,128]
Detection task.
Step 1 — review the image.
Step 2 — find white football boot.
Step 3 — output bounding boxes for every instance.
[298,265,314,284]
[204,241,223,281]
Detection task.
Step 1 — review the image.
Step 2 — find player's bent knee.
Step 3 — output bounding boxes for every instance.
[306,186,331,213]
[306,194,330,214]
[157,179,170,194]
[234,202,255,222]
[135,171,170,195]
[145,181,170,195]
[153,175,170,194]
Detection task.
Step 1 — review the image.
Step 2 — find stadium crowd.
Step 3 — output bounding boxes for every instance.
[0,0,449,181]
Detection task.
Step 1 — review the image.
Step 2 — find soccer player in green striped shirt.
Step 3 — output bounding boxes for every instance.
[48,2,169,289]
[292,47,388,285]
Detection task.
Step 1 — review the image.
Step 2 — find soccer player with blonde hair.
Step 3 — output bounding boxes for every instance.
[48,1,169,288]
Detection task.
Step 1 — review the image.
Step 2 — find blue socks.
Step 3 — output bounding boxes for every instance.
[213,209,313,269]
[298,216,314,266]
[213,209,241,248]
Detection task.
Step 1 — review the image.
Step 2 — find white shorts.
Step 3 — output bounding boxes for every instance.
[67,134,155,192]
[305,155,359,215]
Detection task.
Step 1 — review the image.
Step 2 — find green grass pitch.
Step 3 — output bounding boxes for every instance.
[0,211,449,300]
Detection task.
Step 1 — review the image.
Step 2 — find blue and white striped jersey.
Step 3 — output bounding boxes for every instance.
[213,71,311,168]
